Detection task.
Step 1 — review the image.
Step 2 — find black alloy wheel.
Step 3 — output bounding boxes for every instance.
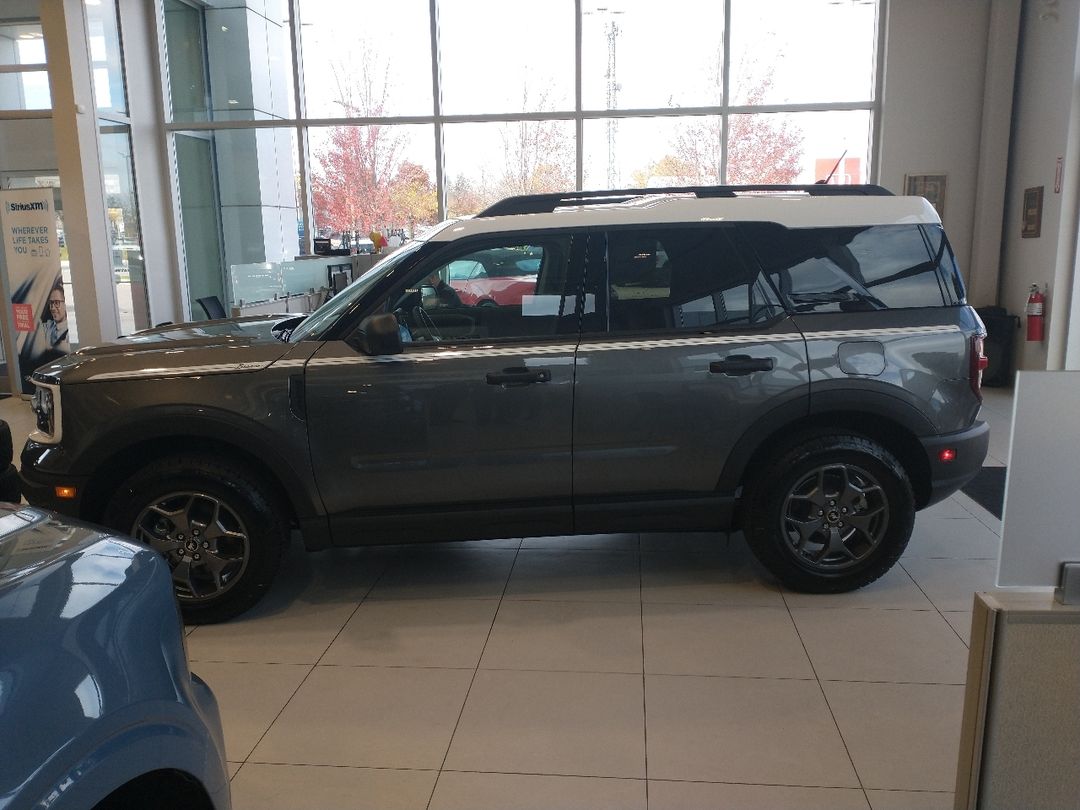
[104,455,288,623]
[743,434,914,593]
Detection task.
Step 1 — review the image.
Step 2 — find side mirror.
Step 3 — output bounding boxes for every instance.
[354,312,403,356]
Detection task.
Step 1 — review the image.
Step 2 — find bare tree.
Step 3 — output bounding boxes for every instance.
[498,88,575,197]
[633,58,805,187]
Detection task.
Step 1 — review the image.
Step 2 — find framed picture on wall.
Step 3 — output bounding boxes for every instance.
[1022,186,1044,238]
[904,173,947,221]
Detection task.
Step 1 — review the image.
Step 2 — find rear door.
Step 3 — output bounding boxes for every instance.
[571,224,810,532]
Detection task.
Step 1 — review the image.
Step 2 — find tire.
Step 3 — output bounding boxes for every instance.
[103,454,288,624]
[742,434,915,593]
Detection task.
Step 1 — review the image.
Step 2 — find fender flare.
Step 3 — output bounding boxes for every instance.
[717,388,934,493]
[74,405,323,521]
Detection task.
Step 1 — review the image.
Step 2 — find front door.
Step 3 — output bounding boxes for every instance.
[305,232,585,544]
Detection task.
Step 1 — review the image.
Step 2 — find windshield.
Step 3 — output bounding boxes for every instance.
[289,241,424,342]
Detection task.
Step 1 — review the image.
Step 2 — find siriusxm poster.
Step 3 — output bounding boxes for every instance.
[0,188,69,393]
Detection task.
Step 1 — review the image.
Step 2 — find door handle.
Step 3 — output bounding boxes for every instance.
[485,366,552,386]
[709,355,775,376]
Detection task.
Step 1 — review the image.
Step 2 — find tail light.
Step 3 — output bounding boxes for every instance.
[970,334,988,399]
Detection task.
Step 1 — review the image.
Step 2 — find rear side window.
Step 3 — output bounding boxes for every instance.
[743,223,950,312]
[605,226,783,333]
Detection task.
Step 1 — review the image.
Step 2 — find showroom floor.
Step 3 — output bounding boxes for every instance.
[0,388,1015,810]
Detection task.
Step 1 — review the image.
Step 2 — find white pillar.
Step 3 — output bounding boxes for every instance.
[40,0,120,344]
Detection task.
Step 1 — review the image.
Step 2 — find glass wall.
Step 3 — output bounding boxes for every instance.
[309,123,436,241]
[173,132,225,311]
[100,125,150,333]
[0,21,49,110]
[162,0,883,313]
[85,0,127,115]
[174,125,300,317]
[444,120,575,217]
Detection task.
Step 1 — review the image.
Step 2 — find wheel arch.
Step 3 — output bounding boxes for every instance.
[77,414,317,529]
[721,394,933,510]
[91,769,215,810]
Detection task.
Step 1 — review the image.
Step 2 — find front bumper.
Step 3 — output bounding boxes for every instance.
[919,420,990,507]
[19,442,88,516]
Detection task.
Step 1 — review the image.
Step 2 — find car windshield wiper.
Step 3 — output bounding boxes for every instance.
[787,290,884,310]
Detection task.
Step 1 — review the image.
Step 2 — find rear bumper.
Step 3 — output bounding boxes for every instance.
[919,420,990,507]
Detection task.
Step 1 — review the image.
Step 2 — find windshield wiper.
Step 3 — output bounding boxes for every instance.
[787,290,884,310]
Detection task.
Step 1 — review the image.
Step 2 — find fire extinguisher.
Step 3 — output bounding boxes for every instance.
[1026,283,1046,342]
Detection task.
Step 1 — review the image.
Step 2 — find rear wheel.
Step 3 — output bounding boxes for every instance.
[743,434,914,593]
[103,455,288,623]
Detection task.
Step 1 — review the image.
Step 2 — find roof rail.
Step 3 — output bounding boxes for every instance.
[476,184,894,217]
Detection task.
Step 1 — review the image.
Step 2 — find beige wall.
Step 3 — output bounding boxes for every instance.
[1001,0,1080,371]
[877,0,994,295]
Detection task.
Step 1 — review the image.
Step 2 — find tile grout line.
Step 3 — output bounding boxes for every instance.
[951,490,1004,535]
[639,531,650,810]
[424,539,523,810]
[232,558,390,780]
[778,588,871,806]
[897,560,970,649]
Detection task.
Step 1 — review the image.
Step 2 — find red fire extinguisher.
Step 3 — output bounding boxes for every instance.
[1026,284,1046,342]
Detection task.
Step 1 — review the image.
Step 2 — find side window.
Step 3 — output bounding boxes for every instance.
[746,223,947,312]
[376,237,575,343]
[606,226,781,333]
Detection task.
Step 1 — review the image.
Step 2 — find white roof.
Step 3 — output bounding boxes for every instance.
[427,193,940,242]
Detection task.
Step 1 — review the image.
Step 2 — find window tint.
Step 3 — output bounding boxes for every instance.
[377,238,576,343]
[606,227,782,333]
[744,223,948,312]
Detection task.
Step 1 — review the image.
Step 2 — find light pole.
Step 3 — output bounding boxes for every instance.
[584,6,624,187]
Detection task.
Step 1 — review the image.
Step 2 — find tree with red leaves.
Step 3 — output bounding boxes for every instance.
[309,52,418,236]
[724,74,805,184]
[310,123,402,235]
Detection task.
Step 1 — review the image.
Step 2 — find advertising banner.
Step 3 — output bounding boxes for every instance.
[0,188,69,392]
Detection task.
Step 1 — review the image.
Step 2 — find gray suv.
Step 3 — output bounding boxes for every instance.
[20,185,990,622]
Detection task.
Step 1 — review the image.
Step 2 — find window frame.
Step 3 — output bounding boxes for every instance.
[158,0,884,228]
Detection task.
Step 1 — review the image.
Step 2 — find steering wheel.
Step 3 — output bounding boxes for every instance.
[411,305,442,342]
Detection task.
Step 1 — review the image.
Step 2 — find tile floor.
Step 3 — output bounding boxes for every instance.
[0,387,1015,809]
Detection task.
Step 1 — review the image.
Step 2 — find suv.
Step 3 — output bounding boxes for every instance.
[20,185,989,623]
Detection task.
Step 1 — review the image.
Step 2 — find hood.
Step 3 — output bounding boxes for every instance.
[0,506,129,587]
[99,314,298,353]
[31,314,305,385]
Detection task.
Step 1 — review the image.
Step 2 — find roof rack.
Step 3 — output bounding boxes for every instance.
[476,184,894,218]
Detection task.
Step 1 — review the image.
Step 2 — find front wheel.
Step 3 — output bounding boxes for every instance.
[103,455,289,623]
[742,434,915,593]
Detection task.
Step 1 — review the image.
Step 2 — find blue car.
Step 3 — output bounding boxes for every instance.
[0,505,230,810]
